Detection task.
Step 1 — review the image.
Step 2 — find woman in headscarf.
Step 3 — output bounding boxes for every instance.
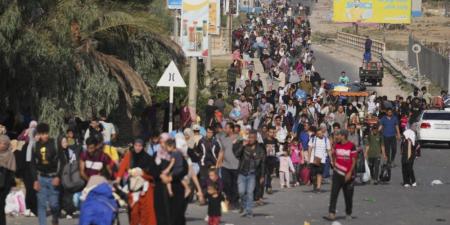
[151,133,188,225]
[401,128,417,187]
[116,139,157,225]
[0,135,16,225]
[58,136,80,219]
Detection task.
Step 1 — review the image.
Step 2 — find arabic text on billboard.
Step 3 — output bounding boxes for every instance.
[333,0,411,24]
[181,0,209,57]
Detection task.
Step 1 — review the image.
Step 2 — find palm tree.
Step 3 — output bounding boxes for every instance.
[0,0,184,138]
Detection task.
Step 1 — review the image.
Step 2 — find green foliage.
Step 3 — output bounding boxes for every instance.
[0,0,183,138]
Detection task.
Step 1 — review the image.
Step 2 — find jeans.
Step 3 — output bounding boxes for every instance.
[329,173,354,215]
[254,172,264,200]
[384,136,397,163]
[368,157,381,181]
[37,176,60,225]
[322,156,331,178]
[402,158,416,185]
[238,173,256,215]
[221,168,239,207]
[292,164,300,183]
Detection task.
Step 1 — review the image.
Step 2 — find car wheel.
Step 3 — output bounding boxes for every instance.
[448,142,450,149]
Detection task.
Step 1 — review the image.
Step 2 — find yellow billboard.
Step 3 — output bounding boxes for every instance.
[333,0,411,24]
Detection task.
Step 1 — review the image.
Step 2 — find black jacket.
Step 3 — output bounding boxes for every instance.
[233,141,265,175]
[196,137,221,167]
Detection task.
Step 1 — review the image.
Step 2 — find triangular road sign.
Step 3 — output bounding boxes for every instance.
[157,61,186,87]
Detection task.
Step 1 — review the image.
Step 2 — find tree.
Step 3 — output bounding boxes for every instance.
[0,0,184,139]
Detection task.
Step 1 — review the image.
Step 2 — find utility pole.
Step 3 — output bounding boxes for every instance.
[173,10,179,43]
[227,13,233,53]
[205,36,212,87]
[188,57,198,119]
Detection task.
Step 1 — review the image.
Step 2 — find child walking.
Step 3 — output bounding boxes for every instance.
[289,138,303,186]
[278,147,295,188]
[206,184,223,225]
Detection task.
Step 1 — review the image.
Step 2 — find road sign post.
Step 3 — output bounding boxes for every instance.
[412,43,422,88]
[157,61,187,132]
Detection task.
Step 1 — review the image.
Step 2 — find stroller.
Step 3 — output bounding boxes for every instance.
[79,176,120,225]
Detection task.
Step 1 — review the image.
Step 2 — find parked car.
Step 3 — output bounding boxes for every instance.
[417,110,450,147]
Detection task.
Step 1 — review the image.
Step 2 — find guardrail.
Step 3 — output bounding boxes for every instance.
[337,32,386,57]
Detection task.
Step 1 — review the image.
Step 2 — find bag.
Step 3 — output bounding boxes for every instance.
[362,160,371,183]
[299,166,311,185]
[4,190,26,215]
[379,163,391,182]
[414,142,421,157]
[356,150,366,173]
[62,162,86,193]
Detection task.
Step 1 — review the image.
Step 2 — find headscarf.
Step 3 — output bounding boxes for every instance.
[155,133,171,165]
[0,135,16,171]
[183,128,196,149]
[175,133,188,156]
[403,129,416,146]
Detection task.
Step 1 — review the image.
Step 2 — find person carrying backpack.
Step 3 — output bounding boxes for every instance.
[58,136,82,219]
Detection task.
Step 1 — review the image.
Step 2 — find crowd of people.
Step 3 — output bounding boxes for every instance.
[1,1,450,225]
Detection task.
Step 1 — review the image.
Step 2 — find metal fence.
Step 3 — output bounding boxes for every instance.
[336,32,386,56]
[408,35,450,91]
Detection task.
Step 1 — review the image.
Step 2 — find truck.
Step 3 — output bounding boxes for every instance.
[359,61,384,86]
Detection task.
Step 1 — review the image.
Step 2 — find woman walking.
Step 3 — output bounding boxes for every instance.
[401,128,417,187]
[116,139,157,225]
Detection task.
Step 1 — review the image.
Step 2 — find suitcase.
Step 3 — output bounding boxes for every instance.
[299,166,311,185]
[379,163,391,182]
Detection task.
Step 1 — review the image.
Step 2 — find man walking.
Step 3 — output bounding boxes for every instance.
[31,123,62,225]
[263,126,279,194]
[197,127,221,185]
[365,126,387,185]
[217,123,240,209]
[379,108,401,166]
[233,130,265,218]
[325,129,357,221]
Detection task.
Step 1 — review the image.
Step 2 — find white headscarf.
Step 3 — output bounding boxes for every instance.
[403,129,416,146]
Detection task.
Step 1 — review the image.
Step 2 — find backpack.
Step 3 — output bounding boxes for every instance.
[62,156,85,193]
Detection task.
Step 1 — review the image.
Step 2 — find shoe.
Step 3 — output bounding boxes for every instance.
[246,213,254,218]
[240,212,247,217]
[295,182,300,186]
[323,215,336,221]
[403,184,410,188]
[204,215,209,222]
[373,181,378,185]
[412,182,417,187]
[346,214,353,220]
[266,188,273,194]
[66,215,73,219]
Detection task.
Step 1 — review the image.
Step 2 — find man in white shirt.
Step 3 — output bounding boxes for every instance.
[308,129,331,192]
